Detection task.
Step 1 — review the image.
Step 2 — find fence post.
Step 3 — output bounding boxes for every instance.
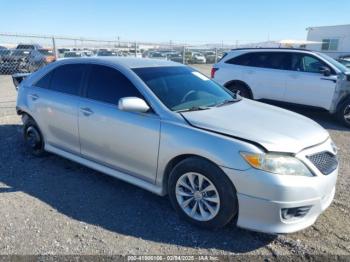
[214,47,218,63]
[134,41,137,57]
[182,46,186,64]
[52,37,57,59]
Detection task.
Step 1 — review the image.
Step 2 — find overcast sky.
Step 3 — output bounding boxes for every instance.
[1,0,350,44]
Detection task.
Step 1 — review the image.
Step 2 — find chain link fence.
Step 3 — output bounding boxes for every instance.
[0,33,252,75]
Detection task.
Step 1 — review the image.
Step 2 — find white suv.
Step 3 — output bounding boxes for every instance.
[212,48,350,127]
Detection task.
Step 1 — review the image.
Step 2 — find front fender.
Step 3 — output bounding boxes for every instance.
[156,120,263,187]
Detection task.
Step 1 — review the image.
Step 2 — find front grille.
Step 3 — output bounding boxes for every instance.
[307,151,338,175]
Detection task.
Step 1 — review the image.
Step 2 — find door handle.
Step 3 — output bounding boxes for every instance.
[30,94,39,101]
[80,107,93,116]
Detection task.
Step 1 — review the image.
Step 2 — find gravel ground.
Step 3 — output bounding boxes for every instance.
[0,66,349,258]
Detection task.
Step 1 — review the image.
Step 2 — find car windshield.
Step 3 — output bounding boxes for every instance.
[317,52,350,73]
[133,66,239,112]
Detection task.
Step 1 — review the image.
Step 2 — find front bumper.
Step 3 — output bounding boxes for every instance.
[223,167,337,234]
[221,139,338,234]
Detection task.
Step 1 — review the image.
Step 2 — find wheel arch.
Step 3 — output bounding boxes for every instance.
[336,93,350,112]
[161,154,236,196]
[224,80,253,99]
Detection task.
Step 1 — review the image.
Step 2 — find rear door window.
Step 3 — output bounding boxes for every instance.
[35,71,53,89]
[86,65,142,104]
[226,53,255,66]
[226,51,291,70]
[50,64,86,95]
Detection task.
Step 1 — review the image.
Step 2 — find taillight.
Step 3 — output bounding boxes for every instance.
[211,67,218,78]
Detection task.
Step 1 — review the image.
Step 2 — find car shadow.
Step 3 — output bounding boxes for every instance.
[261,101,350,132]
[0,124,275,253]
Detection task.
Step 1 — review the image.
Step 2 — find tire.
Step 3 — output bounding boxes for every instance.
[23,117,46,156]
[168,157,238,229]
[226,82,251,98]
[336,97,350,128]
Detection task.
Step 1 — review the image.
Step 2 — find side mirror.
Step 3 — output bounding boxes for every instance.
[118,97,150,113]
[319,66,331,77]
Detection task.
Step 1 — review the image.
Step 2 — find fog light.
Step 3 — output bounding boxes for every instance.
[281,206,312,220]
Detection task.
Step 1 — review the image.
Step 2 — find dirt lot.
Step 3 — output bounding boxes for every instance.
[0,65,349,257]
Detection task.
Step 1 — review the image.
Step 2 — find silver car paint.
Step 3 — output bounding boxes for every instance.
[182,98,329,154]
[16,57,338,234]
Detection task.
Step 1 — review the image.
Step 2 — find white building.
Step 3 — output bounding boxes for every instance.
[306,24,350,58]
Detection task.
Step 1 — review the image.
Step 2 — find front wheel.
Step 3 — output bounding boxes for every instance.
[336,97,350,128]
[168,157,238,229]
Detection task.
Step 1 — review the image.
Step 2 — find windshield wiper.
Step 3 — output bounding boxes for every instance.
[215,99,237,107]
[175,106,212,113]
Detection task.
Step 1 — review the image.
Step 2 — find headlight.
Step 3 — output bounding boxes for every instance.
[240,152,313,177]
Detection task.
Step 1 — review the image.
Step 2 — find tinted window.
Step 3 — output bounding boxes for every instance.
[133,66,236,111]
[291,54,328,73]
[265,52,291,70]
[226,53,255,66]
[86,65,142,104]
[226,52,291,70]
[50,64,86,95]
[35,71,53,89]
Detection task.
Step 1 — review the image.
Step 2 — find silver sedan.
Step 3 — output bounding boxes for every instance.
[15,57,338,233]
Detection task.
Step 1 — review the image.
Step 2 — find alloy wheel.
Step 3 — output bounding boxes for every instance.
[175,172,220,221]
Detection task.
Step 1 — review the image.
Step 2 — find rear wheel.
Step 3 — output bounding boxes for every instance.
[336,97,350,128]
[226,82,251,98]
[168,157,238,229]
[23,117,46,156]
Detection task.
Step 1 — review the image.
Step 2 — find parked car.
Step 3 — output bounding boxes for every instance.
[128,49,142,58]
[0,49,31,74]
[63,51,86,58]
[148,51,167,60]
[27,49,56,72]
[204,51,217,64]
[16,43,42,50]
[337,56,350,68]
[212,48,350,127]
[14,57,338,234]
[58,48,70,57]
[167,53,183,63]
[81,50,94,57]
[96,50,119,57]
[192,52,206,64]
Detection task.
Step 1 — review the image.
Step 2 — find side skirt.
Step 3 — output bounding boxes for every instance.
[45,144,165,196]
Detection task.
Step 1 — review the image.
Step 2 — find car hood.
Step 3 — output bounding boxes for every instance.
[181,99,329,154]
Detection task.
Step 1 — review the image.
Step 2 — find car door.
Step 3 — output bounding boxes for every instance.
[225,52,289,101]
[284,53,337,110]
[28,63,87,154]
[78,64,161,183]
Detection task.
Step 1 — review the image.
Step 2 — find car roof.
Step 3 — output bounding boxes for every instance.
[56,57,184,69]
[229,47,314,53]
